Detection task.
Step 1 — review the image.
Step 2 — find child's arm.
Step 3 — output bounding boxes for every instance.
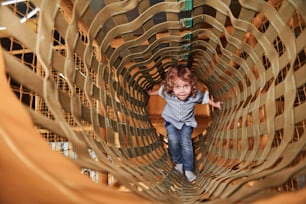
[146,89,159,96]
[201,90,222,110]
[208,99,222,110]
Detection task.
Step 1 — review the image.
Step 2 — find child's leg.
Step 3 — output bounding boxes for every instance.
[180,125,194,171]
[165,122,182,167]
[181,125,196,181]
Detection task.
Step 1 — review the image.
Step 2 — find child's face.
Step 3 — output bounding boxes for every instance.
[173,78,192,101]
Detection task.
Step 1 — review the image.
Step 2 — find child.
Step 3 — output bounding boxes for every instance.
[147,64,222,182]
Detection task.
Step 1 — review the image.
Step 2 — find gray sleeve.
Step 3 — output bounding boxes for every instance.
[201,90,210,104]
[158,85,164,98]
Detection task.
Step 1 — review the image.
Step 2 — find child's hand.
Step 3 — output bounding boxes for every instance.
[146,89,152,95]
[146,89,158,96]
[208,100,223,110]
[215,101,223,110]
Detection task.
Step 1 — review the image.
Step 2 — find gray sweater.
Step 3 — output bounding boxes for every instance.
[158,85,209,129]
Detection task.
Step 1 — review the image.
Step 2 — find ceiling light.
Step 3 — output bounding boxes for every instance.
[1,0,27,6]
[20,7,40,23]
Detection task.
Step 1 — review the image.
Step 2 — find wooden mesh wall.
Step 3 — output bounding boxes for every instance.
[0,0,305,203]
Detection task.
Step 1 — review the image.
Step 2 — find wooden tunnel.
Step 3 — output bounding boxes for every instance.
[0,0,305,203]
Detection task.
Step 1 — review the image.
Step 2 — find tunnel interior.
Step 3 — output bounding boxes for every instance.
[0,0,306,204]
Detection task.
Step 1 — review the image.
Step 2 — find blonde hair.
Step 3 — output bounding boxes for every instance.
[163,64,198,97]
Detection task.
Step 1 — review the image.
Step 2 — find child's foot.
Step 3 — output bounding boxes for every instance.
[174,163,183,174]
[185,171,196,182]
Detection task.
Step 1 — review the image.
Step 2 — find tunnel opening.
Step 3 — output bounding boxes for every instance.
[0,0,306,204]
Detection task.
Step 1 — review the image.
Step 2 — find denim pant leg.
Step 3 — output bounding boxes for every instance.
[180,125,194,171]
[165,122,182,164]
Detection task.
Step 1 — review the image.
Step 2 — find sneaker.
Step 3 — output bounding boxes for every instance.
[174,163,183,174]
[185,171,196,182]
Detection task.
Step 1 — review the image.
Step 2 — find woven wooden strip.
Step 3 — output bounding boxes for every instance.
[0,0,305,204]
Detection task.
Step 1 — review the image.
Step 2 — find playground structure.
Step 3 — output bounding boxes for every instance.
[0,0,305,203]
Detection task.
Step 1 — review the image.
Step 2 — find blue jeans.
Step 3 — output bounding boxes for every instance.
[165,121,194,171]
